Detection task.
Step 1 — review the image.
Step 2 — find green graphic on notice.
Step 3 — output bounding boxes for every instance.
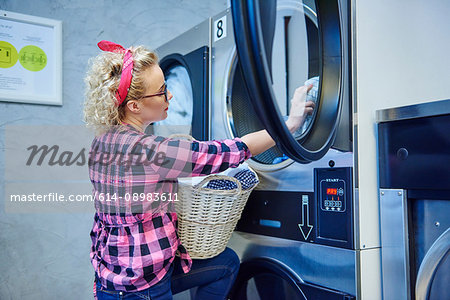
[19,45,47,72]
[0,41,19,68]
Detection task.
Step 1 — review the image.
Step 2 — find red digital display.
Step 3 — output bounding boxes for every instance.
[326,188,337,195]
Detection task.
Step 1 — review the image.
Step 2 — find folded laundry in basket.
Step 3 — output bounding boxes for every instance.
[233,170,259,190]
[205,179,238,190]
[205,169,259,190]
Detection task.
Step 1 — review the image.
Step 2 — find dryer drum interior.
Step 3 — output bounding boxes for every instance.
[148,44,210,141]
[160,58,194,128]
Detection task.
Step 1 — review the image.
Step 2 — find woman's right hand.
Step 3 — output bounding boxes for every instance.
[285,84,315,133]
[240,84,316,156]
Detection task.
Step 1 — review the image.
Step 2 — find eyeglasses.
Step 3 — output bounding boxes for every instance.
[141,82,168,103]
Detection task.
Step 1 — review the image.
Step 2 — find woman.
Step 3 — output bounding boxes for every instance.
[84,40,314,300]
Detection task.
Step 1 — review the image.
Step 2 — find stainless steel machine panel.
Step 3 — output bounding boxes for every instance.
[379,189,410,300]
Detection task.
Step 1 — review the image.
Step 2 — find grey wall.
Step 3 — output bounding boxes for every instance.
[0,1,226,299]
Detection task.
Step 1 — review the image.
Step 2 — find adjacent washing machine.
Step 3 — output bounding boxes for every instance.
[146,18,211,140]
[210,0,357,298]
[377,100,450,300]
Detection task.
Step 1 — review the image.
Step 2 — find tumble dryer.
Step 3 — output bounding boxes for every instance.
[377,100,450,300]
[147,18,211,140]
[210,0,359,298]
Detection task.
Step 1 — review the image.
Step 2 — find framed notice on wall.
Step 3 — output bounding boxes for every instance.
[0,10,62,105]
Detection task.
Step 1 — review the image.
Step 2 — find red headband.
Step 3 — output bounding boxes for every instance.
[97,40,134,106]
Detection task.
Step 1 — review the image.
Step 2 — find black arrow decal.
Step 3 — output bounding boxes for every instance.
[298,195,313,240]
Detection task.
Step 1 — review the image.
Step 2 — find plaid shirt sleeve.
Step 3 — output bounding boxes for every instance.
[137,134,252,179]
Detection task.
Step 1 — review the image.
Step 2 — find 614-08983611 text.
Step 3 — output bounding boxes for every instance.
[96,192,179,202]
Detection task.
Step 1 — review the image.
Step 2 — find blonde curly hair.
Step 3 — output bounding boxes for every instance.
[83,45,158,134]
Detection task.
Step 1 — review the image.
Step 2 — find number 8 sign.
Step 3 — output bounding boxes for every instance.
[214,15,227,42]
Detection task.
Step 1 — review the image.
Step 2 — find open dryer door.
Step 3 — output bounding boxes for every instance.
[231,0,344,163]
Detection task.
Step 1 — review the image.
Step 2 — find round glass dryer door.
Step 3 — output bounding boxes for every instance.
[241,274,307,300]
[415,226,450,300]
[228,0,319,166]
[230,258,355,299]
[152,64,194,137]
[231,0,343,163]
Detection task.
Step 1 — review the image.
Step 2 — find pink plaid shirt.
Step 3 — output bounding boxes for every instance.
[89,124,251,292]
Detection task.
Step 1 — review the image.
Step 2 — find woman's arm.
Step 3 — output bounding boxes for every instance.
[139,134,252,178]
[137,85,314,178]
[240,84,314,156]
[240,120,301,156]
[240,129,276,157]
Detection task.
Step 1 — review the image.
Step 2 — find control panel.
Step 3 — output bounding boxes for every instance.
[314,167,353,249]
[235,167,354,249]
[320,179,346,212]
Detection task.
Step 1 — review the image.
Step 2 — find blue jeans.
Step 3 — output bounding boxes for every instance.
[94,247,240,300]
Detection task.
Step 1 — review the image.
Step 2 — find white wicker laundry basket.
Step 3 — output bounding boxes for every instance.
[169,134,258,259]
[176,173,258,259]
